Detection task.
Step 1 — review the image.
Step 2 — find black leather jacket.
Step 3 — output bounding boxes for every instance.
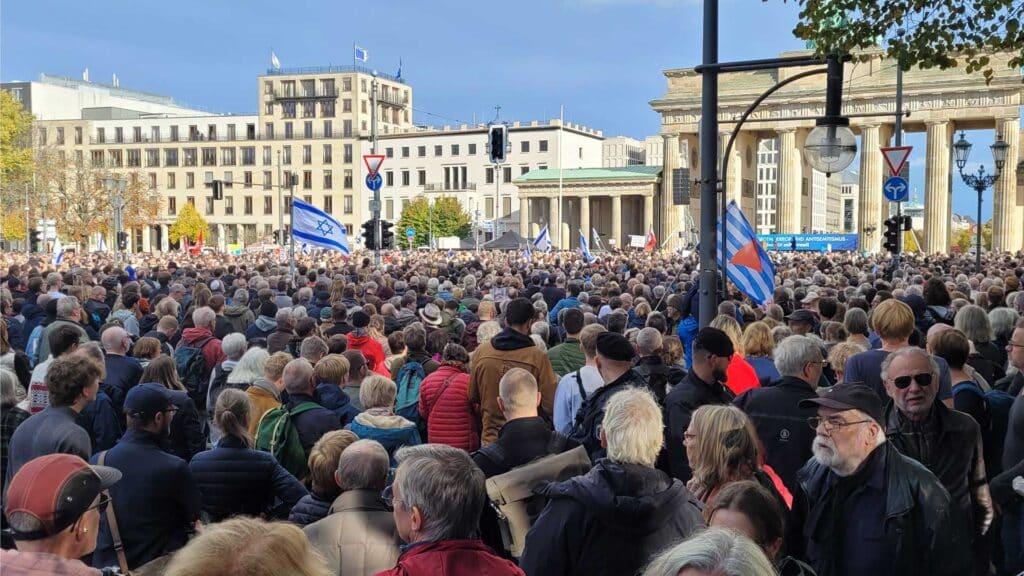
[797,442,971,576]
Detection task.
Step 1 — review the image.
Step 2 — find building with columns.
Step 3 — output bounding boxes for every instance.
[650,49,1023,254]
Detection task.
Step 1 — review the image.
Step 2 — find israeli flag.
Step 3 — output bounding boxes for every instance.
[533,225,552,253]
[291,198,350,256]
[523,240,532,260]
[98,235,107,252]
[579,229,596,264]
[354,46,368,62]
[51,237,64,267]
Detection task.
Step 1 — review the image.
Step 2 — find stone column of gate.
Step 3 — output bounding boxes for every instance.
[661,134,681,248]
[159,224,169,252]
[776,128,800,233]
[611,194,622,250]
[141,227,152,253]
[644,194,654,241]
[857,124,890,253]
[519,197,529,238]
[548,196,560,250]
[993,117,1021,252]
[580,195,590,250]
[923,120,952,254]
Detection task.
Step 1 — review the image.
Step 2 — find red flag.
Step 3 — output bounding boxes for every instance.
[644,228,657,252]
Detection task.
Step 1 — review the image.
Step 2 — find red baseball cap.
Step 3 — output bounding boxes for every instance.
[5,454,121,540]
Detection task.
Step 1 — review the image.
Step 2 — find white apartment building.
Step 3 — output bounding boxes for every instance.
[364,120,603,241]
[602,135,664,168]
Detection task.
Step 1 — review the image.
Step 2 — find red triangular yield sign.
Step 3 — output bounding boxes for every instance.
[730,240,763,272]
[363,155,385,178]
[881,146,913,176]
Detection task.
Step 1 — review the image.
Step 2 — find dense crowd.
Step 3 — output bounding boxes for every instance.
[0,246,1022,576]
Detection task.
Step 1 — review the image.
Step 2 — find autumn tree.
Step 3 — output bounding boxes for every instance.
[168,202,208,245]
[788,0,1024,80]
[396,196,472,247]
[0,91,33,183]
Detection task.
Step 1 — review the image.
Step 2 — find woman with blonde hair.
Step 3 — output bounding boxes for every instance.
[684,404,788,514]
[710,315,760,395]
[189,389,307,523]
[163,516,330,576]
[131,336,162,369]
[369,314,390,355]
[742,321,780,387]
[827,341,866,385]
[140,356,205,461]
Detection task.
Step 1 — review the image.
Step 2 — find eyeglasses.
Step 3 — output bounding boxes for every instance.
[806,360,829,368]
[87,494,111,515]
[892,372,933,389]
[807,416,873,433]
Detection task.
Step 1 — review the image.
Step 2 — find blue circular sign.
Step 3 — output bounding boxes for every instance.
[365,173,383,192]
[406,227,415,238]
[883,176,909,202]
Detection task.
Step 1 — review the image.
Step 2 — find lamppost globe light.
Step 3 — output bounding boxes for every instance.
[803,123,857,176]
[990,134,1009,173]
[953,131,972,171]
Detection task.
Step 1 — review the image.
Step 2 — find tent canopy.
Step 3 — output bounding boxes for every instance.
[484,230,527,250]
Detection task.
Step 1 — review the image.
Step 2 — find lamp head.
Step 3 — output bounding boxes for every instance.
[803,118,857,176]
[953,131,972,171]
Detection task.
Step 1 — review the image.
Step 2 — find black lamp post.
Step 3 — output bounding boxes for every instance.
[952,131,1009,271]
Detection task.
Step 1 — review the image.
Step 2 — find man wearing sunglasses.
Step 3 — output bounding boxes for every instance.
[880,345,991,573]
[796,383,969,576]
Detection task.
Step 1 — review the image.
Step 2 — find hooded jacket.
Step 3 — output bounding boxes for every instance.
[267,321,295,354]
[520,460,705,576]
[315,382,360,427]
[347,330,387,374]
[244,315,277,341]
[468,328,558,445]
[223,304,255,334]
[347,410,420,464]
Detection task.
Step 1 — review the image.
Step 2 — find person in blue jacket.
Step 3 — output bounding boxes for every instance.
[314,354,360,427]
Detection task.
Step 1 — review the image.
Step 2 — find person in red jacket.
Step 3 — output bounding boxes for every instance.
[417,344,477,452]
[378,444,524,576]
[348,311,389,377]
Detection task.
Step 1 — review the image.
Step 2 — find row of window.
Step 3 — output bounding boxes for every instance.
[167,193,354,218]
[157,169,355,192]
[265,99,409,125]
[83,142,357,169]
[265,78,407,100]
[384,139,549,159]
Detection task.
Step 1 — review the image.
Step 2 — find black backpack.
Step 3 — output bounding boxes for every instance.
[632,363,670,405]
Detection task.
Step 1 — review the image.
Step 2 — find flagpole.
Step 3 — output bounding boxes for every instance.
[558,105,564,251]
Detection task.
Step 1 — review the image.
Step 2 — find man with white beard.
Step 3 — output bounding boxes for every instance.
[795,383,970,576]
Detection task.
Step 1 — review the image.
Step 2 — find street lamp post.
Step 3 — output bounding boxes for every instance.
[952,131,1008,271]
[103,175,127,261]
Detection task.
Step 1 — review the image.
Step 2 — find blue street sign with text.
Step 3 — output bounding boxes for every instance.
[883,176,909,202]
[365,173,382,192]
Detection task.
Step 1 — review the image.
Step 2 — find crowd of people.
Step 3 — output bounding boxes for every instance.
[0,246,1022,576]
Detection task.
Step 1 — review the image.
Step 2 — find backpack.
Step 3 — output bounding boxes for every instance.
[254,402,321,480]
[174,337,213,412]
[479,434,590,558]
[633,363,670,405]
[394,361,426,424]
[952,380,1014,477]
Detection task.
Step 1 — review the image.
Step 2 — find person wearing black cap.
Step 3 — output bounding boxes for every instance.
[662,327,736,482]
[245,301,279,342]
[566,331,646,459]
[90,383,201,571]
[796,383,969,576]
[785,309,818,337]
[2,453,122,575]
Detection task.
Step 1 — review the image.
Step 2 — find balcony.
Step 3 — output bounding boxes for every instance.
[378,91,409,107]
[423,182,477,192]
[270,89,338,101]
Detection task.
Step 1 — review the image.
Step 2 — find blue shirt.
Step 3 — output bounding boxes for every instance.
[548,297,581,325]
[552,366,603,433]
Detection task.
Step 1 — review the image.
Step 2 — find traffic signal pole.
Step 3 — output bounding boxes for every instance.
[371,74,381,265]
[893,51,904,270]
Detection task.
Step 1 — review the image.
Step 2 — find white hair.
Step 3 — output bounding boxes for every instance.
[221,333,247,360]
[773,335,823,378]
[879,346,939,382]
[636,327,663,356]
[602,388,663,467]
[192,306,216,329]
[227,347,269,385]
[642,528,777,576]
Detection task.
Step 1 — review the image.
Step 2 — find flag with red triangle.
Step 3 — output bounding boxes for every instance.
[644,228,657,252]
[716,200,775,306]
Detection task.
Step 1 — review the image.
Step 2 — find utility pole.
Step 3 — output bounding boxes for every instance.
[371,73,381,265]
[892,29,905,272]
[698,0,720,328]
[288,176,296,279]
[276,150,283,244]
[24,183,30,253]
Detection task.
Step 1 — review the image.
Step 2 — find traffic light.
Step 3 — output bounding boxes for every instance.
[882,217,900,254]
[380,221,395,249]
[902,215,912,231]
[487,124,507,165]
[361,220,377,250]
[29,230,41,252]
[117,231,129,251]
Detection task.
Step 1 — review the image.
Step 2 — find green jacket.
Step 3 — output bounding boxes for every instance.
[547,339,585,378]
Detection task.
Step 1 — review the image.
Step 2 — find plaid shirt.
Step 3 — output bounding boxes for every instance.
[1,403,31,489]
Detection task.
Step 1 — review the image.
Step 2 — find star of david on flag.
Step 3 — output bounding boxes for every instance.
[533,225,552,253]
[291,198,350,256]
[579,228,596,264]
[716,200,775,307]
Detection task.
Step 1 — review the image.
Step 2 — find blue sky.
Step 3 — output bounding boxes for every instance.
[2,0,1011,220]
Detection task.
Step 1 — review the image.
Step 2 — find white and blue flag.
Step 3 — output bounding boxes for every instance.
[716,200,775,307]
[51,237,64,267]
[354,46,368,62]
[291,198,350,256]
[579,229,596,264]
[533,225,552,253]
[98,235,107,252]
[523,240,532,260]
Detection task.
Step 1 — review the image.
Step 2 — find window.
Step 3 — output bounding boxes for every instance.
[97,128,106,143]
[485,167,494,184]
[75,150,83,166]
[343,99,352,113]
[146,149,159,167]
[263,171,272,190]
[304,195,312,205]
[385,147,394,158]
[343,120,353,137]
[321,79,335,95]
[204,171,215,185]
[264,123,274,139]
[502,197,511,218]
[165,149,179,166]
[324,195,333,213]
[186,173,195,189]
[343,77,352,91]
[75,127,83,144]
[168,197,177,215]
[246,124,256,139]
[227,125,236,140]
[468,143,477,155]
[167,173,176,189]
[302,145,312,164]
[187,196,195,206]
[56,127,65,144]
[225,196,234,215]
[324,170,333,189]
[304,121,313,139]
[262,146,272,165]
[109,150,123,167]
[127,149,141,167]
[206,197,214,215]
[221,148,236,165]
[539,140,548,152]
[521,141,530,153]
[301,79,314,96]
[91,150,105,167]
[434,145,442,157]
[503,167,512,182]
[520,166,530,175]
[184,148,197,167]
[321,100,335,117]
[485,197,494,219]
[149,126,159,142]
[264,80,273,95]
[282,102,296,118]
[284,122,293,139]
[417,169,426,186]
[303,171,312,189]
[202,148,217,166]
[451,144,460,156]
[283,146,292,164]
[323,120,333,137]
[263,197,273,215]
[114,127,123,143]
[148,173,157,189]
[579,147,583,159]
[170,126,179,141]
[401,170,410,186]
[244,196,253,215]
[361,100,367,113]
[343,170,353,189]
[385,171,394,186]
[386,199,394,220]
[538,164,547,170]
[343,144,353,163]
[208,125,217,140]
[241,147,255,165]
[344,196,353,214]
[301,102,315,118]
[323,144,332,163]
[417,146,426,157]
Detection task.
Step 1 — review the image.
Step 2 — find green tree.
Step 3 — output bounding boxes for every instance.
[396,196,472,247]
[953,222,994,252]
[789,0,1024,81]
[168,202,208,245]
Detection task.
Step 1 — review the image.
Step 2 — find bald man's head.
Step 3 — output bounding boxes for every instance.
[497,367,540,419]
[101,326,129,355]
